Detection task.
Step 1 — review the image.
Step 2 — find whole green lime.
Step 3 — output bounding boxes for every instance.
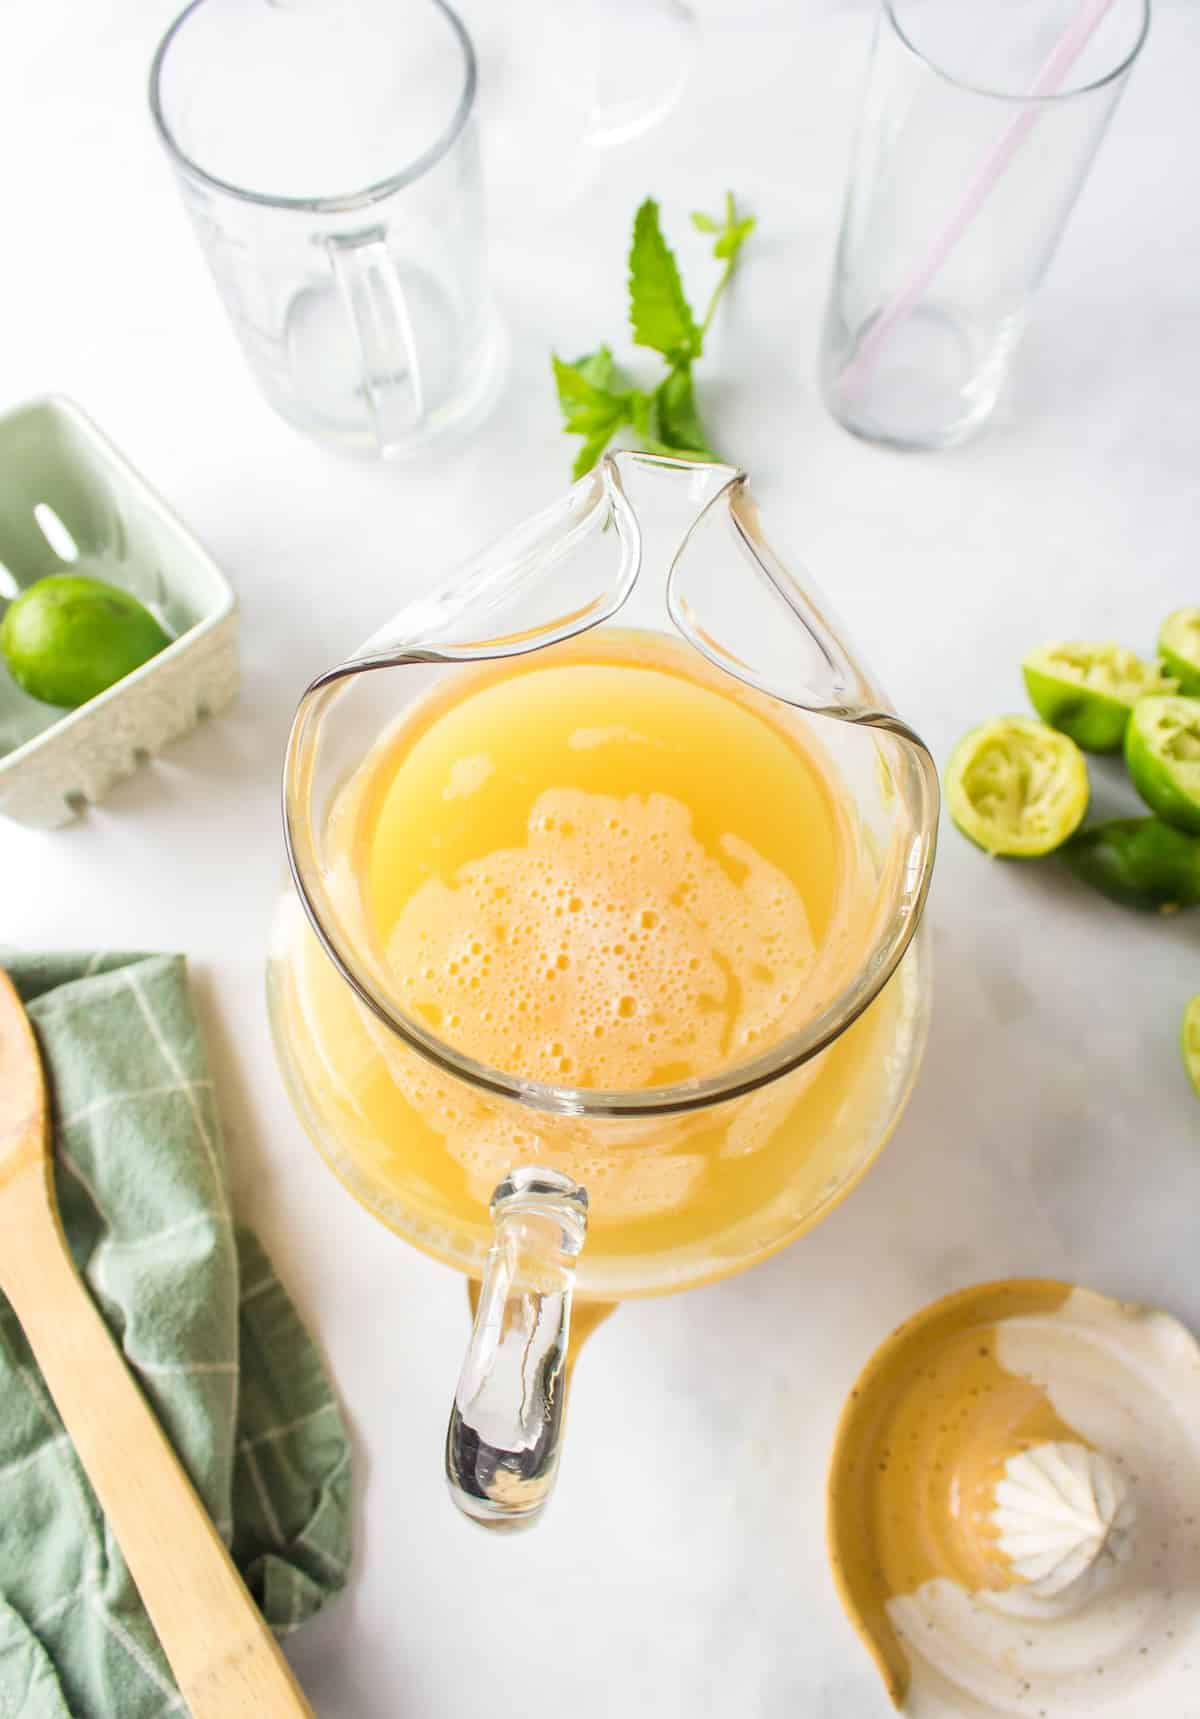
[1,573,171,708]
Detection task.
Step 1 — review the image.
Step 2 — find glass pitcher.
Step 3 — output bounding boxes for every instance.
[268,454,939,1527]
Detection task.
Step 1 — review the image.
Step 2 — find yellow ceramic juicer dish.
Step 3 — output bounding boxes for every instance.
[828,1278,1200,1717]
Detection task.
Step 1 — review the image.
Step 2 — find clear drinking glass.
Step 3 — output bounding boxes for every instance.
[819,0,1149,450]
[150,0,505,460]
[268,453,940,1528]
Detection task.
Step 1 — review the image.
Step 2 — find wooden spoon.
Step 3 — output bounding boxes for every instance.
[0,969,314,1716]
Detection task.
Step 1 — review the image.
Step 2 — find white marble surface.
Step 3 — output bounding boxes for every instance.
[5,2,1199,1714]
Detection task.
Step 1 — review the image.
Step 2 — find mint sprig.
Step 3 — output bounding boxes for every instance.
[552,192,754,478]
[629,199,701,365]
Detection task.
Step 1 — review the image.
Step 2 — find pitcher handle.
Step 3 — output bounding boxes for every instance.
[325,227,424,451]
[446,1167,588,1530]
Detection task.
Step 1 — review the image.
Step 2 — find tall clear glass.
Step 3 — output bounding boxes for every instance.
[150,0,505,460]
[819,0,1149,450]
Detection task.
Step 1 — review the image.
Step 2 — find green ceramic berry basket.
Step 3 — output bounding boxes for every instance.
[0,396,238,827]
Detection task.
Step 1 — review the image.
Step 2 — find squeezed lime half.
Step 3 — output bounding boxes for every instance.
[945,717,1089,856]
[1160,609,1200,697]
[0,573,171,708]
[1183,995,1200,1097]
[1022,642,1174,752]
[1126,695,1200,834]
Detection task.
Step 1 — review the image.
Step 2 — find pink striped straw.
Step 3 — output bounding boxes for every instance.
[836,0,1120,400]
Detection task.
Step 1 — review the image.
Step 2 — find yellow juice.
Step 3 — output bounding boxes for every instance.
[274,628,922,1292]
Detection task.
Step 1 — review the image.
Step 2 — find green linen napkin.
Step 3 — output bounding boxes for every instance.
[0,951,352,1719]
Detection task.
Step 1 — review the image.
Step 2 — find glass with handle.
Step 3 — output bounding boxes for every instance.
[269,453,940,1526]
[150,0,505,459]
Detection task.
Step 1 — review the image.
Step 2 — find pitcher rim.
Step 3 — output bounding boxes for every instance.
[280,455,939,1120]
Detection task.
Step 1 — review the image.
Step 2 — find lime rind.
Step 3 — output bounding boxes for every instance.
[945,717,1089,857]
[1125,696,1200,835]
[1183,995,1200,1098]
[1160,609,1200,698]
[1061,817,1200,912]
[1022,642,1176,753]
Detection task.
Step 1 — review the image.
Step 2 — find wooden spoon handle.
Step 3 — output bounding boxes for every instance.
[1,1158,314,1717]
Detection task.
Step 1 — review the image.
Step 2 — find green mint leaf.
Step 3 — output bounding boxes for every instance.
[714,216,756,260]
[628,199,700,364]
[632,429,706,462]
[691,195,756,264]
[573,346,616,390]
[628,391,690,459]
[552,350,633,477]
[572,424,620,479]
[653,365,716,460]
[553,193,753,477]
[628,390,658,443]
[552,350,627,434]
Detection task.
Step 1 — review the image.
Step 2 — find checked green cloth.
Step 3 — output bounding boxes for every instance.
[0,952,352,1718]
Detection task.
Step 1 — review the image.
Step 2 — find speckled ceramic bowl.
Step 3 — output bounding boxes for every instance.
[828,1279,1200,1717]
[0,396,237,827]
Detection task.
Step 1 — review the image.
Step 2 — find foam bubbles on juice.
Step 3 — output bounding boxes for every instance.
[386,785,815,1089]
